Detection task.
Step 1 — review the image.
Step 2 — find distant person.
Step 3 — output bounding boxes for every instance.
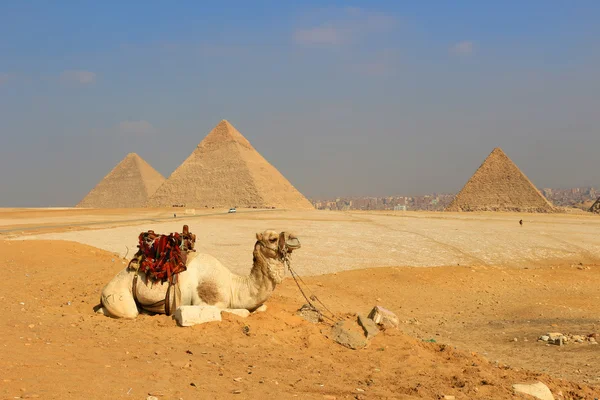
[519,219,523,226]
[174,213,177,218]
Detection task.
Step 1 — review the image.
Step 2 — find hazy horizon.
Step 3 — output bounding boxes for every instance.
[1,2,599,207]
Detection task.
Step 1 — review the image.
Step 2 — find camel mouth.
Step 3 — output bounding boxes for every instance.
[286,237,301,250]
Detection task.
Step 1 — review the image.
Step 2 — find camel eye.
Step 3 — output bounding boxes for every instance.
[269,237,277,243]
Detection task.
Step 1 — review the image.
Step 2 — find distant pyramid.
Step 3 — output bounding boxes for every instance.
[77,153,165,208]
[446,148,555,212]
[148,120,313,209]
[590,197,600,214]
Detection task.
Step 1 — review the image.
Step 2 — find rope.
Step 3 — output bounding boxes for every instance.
[282,252,338,323]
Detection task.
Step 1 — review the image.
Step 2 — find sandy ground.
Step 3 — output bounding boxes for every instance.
[1,208,600,399]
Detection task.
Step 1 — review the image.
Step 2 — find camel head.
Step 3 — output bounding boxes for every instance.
[254,230,301,283]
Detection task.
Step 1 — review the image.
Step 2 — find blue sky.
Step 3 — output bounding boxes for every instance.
[1,2,599,206]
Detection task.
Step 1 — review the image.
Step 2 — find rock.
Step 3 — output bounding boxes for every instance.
[357,314,380,339]
[232,389,242,394]
[222,309,250,318]
[174,305,222,327]
[297,304,322,324]
[547,332,563,341]
[253,304,267,313]
[443,396,456,400]
[539,335,550,341]
[368,306,399,329]
[323,396,337,400]
[512,381,554,400]
[329,321,368,350]
[147,397,159,400]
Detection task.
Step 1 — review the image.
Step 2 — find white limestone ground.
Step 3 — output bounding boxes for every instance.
[12,210,600,276]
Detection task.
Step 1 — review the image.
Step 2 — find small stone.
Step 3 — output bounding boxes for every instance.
[443,396,456,400]
[539,335,550,342]
[513,337,518,342]
[328,321,368,350]
[356,388,365,392]
[253,304,267,313]
[297,304,322,324]
[512,381,554,400]
[323,396,337,400]
[28,324,35,329]
[148,392,164,397]
[147,397,159,400]
[547,332,562,341]
[174,305,222,327]
[233,377,242,382]
[367,306,399,329]
[357,314,380,339]
[222,309,250,318]
[232,389,242,394]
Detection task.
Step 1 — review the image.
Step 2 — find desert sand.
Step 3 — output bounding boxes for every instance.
[1,208,599,399]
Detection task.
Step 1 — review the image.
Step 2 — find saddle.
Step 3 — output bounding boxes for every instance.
[128,225,196,315]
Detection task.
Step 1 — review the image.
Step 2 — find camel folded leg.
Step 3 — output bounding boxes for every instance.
[99,269,139,319]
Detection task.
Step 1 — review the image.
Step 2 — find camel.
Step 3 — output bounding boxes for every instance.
[94,230,300,319]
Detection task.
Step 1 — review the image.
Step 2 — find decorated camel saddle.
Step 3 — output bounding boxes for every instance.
[127,224,197,315]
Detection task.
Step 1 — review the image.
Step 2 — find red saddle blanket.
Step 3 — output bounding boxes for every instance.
[131,225,196,284]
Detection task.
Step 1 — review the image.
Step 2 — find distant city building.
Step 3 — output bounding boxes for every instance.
[311,185,599,212]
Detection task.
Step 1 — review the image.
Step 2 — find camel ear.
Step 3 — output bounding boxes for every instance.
[256,232,263,241]
[278,232,285,250]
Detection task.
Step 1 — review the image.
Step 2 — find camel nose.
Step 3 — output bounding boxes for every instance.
[285,232,300,249]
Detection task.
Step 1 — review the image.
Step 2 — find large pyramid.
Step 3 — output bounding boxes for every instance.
[77,153,165,208]
[147,120,313,209]
[590,197,600,214]
[446,147,555,213]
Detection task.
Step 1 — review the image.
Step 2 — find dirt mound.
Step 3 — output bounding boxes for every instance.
[446,148,555,213]
[77,153,165,208]
[1,240,597,399]
[147,120,313,210]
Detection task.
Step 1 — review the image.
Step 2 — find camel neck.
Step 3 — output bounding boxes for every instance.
[238,245,281,308]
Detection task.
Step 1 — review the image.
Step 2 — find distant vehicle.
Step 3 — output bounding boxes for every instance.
[228,208,237,213]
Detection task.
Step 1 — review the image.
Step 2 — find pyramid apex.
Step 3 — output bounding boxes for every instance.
[199,119,252,148]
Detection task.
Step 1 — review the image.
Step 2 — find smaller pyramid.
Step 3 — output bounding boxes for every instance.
[446,148,555,213]
[590,197,600,214]
[77,153,165,208]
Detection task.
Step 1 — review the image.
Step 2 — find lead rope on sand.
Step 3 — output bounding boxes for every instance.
[282,253,339,323]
